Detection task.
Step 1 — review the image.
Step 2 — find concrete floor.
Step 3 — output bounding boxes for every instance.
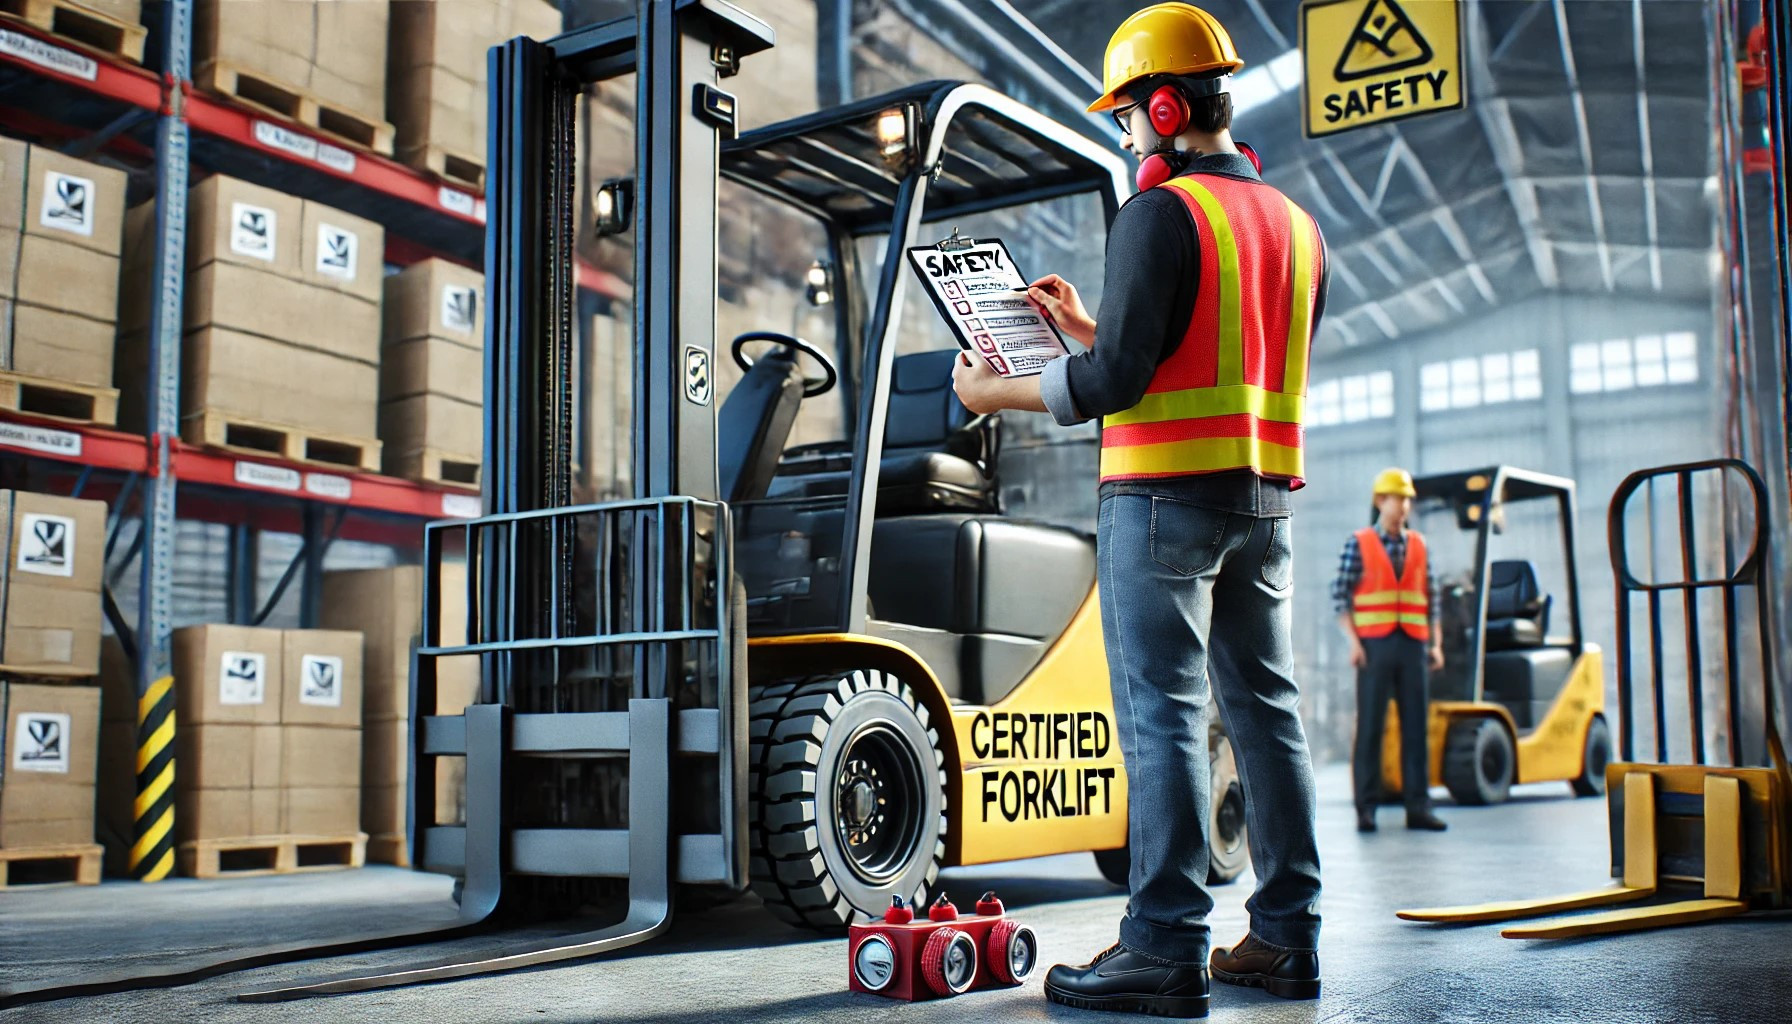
[3,765,1789,1023]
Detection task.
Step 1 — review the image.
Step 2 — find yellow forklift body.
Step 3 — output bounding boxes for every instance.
[748,590,1128,868]
[1381,648,1604,790]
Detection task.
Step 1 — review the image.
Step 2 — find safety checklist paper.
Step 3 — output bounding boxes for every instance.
[906,238,1069,378]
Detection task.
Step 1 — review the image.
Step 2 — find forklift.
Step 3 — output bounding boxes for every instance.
[1378,467,1611,806]
[0,0,1244,1007]
[1402,459,1791,939]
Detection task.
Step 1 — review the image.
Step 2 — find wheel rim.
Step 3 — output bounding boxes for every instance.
[1482,730,1510,785]
[833,722,926,885]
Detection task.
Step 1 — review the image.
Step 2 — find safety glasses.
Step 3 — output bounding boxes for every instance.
[1111,100,1140,135]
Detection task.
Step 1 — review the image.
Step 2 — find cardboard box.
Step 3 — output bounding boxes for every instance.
[0,227,17,300]
[184,262,380,363]
[282,725,362,789]
[391,65,484,160]
[0,491,107,677]
[194,0,318,97]
[285,786,360,835]
[300,200,384,302]
[172,723,284,790]
[175,787,284,842]
[6,303,117,388]
[311,0,389,112]
[1,682,100,848]
[281,629,363,728]
[319,562,474,723]
[76,0,142,23]
[383,258,484,346]
[172,624,284,726]
[13,232,119,322]
[381,394,481,461]
[363,768,463,834]
[0,141,127,257]
[185,176,305,275]
[381,336,481,404]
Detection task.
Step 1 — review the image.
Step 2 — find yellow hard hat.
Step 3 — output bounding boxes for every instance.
[1088,3,1245,113]
[1372,468,1417,498]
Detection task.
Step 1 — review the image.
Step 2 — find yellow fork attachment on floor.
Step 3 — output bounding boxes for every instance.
[1397,772,1660,925]
[1502,775,1749,939]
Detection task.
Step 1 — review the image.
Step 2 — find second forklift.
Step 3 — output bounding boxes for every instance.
[1378,467,1612,806]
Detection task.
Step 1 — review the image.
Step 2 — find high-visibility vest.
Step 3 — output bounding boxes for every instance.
[1099,173,1324,484]
[1352,527,1430,641]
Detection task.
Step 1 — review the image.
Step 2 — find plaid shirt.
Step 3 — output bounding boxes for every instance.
[1331,528,1440,632]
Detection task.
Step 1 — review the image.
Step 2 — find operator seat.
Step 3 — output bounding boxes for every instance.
[1483,559,1550,651]
[718,345,805,503]
[767,349,999,514]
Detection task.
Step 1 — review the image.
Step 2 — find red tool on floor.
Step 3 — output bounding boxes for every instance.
[847,891,1038,1000]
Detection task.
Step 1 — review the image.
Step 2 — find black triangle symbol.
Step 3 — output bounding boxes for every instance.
[1333,0,1434,82]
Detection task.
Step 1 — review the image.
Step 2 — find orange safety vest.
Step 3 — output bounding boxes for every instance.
[1099,173,1324,484]
[1351,527,1430,641]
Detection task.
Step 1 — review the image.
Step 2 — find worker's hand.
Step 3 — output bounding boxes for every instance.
[1348,638,1367,669]
[1024,275,1096,346]
[952,352,1011,415]
[1429,643,1444,671]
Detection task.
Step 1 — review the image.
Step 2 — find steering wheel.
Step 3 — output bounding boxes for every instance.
[730,332,838,398]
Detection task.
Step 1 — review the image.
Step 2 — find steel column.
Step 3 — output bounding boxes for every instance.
[129,0,191,885]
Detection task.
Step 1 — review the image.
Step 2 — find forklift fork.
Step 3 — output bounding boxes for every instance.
[1398,459,1790,939]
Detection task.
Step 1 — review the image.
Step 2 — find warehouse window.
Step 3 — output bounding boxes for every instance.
[1570,333,1699,394]
[1419,348,1541,411]
[1309,371,1392,427]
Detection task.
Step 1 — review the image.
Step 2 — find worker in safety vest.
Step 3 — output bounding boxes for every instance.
[1333,467,1449,834]
[952,3,1326,1015]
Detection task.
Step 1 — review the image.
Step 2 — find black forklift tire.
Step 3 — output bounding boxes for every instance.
[1443,717,1515,805]
[1090,729,1249,888]
[748,670,946,931]
[1571,715,1612,797]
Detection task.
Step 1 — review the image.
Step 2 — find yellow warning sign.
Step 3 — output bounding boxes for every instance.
[1302,0,1464,138]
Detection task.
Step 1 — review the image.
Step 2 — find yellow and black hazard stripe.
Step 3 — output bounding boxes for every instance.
[130,675,176,882]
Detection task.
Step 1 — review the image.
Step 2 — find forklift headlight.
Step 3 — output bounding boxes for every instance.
[853,934,897,991]
[873,107,914,172]
[593,178,634,237]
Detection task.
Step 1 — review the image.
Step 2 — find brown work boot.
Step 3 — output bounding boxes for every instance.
[1209,933,1320,1000]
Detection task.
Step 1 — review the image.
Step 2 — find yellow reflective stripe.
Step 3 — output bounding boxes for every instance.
[1353,589,1402,606]
[1283,198,1314,396]
[1397,614,1430,626]
[1101,436,1302,479]
[1162,177,1242,386]
[1352,611,1402,626]
[1103,384,1305,428]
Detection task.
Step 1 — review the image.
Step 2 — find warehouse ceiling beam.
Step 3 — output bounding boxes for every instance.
[1631,0,1662,292]
[1552,0,1615,291]
[1466,4,1559,292]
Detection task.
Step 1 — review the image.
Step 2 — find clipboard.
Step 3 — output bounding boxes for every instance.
[905,229,1069,379]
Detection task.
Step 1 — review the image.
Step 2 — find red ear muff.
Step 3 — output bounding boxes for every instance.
[1146,84,1189,139]
[1237,141,1262,174]
[1136,151,1189,191]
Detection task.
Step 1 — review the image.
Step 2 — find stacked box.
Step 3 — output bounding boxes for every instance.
[194,0,388,124]
[1,681,101,849]
[117,175,383,445]
[0,491,107,677]
[321,562,475,865]
[388,0,562,183]
[380,259,483,483]
[0,138,126,389]
[162,625,365,849]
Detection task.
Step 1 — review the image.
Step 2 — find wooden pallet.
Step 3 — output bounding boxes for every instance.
[196,60,395,156]
[0,369,119,425]
[400,144,485,191]
[0,843,103,888]
[183,409,381,473]
[387,447,480,490]
[178,832,368,879]
[366,833,410,868]
[0,0,146,63]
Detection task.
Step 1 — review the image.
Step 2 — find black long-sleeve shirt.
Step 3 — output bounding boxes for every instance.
[1039,153,1331,425]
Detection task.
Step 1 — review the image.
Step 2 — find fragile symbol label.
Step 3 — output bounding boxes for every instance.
[299,654,344,707]
[441,285,478,334]
[219,651,267,705]
[231,201,277,261]
[41,171,95,236]
[17,513,75,577]
[1302,0,1464,138]
[684,346,712,405]
[13,712,71,773]
[317,224,357,279]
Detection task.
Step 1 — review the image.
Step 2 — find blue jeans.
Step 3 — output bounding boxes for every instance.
[1097,479,1323,964]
